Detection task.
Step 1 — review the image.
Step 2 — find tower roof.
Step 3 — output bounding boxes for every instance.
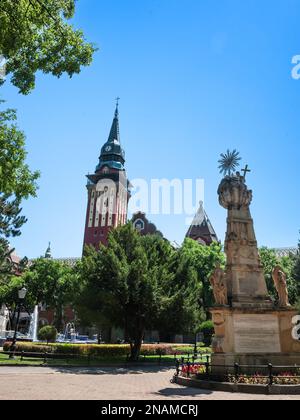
[45,242,52,259]
[96,102,125,172]
[107,104,120,144]
[186,201,218,245]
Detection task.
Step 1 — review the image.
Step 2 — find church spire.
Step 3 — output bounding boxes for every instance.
[95,100,125,172]
[45,242,52,259]
[107,99,120,144]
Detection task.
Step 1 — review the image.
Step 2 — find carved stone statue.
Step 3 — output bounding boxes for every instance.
[210,264,228,306]
[272,266,291,308]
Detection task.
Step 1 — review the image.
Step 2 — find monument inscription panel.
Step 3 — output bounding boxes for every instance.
[233,314,281,353]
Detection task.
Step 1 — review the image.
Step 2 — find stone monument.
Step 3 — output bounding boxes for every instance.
[210,151,300,370]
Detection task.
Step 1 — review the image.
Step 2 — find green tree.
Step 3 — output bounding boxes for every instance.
[77,227,221,359]
[0,104,39,199]
[0,276,26,329]
[0,258,78,331]
[78,225,164,361]
[178,239,225,316]
[0,195,28,283]
[75,249,114,344]
[0,103,39,285]
[139,234,199,340]
[259,247,298,305]
[0,0,96,94]
[158,257,205,342]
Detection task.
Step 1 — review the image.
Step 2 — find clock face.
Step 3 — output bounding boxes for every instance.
[105,145,112,152]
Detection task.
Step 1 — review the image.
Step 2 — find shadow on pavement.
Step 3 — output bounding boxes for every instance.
[154,386,213,398]
[48,365,174,376]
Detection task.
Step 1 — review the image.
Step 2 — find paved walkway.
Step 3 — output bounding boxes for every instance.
[0,366,299,400]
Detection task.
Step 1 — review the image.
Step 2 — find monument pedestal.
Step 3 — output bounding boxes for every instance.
[211,306,300,374]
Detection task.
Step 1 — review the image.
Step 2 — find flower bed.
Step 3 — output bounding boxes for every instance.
[178,364,300,386]
[227,372,300,386]
[181,364,207,377]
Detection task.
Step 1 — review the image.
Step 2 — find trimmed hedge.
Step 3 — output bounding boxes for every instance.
[3,342,51,354]
[2,342,201,358]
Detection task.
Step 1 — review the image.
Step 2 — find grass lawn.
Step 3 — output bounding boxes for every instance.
[0,352,43,366]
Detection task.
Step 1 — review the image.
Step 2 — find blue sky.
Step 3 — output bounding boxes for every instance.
[2,0,300,258]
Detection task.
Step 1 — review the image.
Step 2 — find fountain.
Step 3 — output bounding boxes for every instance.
[28,305,39,342]
[56,322,97,344]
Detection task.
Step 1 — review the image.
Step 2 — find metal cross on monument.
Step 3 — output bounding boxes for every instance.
[242,164,251,180]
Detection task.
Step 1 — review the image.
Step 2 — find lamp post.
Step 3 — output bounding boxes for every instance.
[9,287,27,359]
[194,332,198,357]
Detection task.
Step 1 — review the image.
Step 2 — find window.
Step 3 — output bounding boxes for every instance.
[134,219,145,232]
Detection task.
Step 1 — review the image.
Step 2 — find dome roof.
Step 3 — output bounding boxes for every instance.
[100,139,125,161]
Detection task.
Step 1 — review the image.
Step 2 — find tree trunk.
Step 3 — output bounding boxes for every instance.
[129,330,144,361]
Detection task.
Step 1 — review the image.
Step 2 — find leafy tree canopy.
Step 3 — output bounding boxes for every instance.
[78,225,167,360]
[0,102,39,199]
[178,239,225,313]
[0,258,78,331]
[77,227,225,359]
[0,0,96,94]
[0,102,39,284]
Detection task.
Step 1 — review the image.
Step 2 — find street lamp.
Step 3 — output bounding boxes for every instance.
[194,332,198,358]
[9,287,27,359]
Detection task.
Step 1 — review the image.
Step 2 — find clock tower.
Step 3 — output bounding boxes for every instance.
[83,103,130,250]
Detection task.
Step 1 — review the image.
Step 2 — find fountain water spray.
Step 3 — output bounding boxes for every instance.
[28,305,39,342]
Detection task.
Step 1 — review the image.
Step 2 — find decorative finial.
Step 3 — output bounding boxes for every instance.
[115,97,120,115]
[218,149,241,177]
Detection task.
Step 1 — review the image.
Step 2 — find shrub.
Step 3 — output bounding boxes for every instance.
[199,321,215,347]
[38,326,58,344]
